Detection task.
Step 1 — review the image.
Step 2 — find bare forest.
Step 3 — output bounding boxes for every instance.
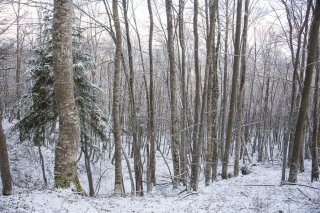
[0,0,320,212]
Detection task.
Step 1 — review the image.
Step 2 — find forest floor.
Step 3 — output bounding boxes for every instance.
[0,120,320,213]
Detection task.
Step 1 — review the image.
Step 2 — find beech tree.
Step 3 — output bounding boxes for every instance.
[190,0,201,192]
[122,0,143,196]
[222,0,242,179]
[147,0,156,191]
[165,0,180,187]
[52,0,83,192]
[112,0,124,194]
[205,0,219,185]
[234,0,249,177]
[0,104,12,196]
[310,38,319,182]
[288,0,320,183]
[0,6,12,195]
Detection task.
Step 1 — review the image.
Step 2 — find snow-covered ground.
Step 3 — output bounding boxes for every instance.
[1,120,320,213]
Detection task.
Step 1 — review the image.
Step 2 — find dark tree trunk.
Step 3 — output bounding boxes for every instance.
[147,0,156,191]
[234,0,249,177]
[0,111,12,196]
[191,0,201,192]
[82,135,94,197]
[178,0,187,187]
[222,0,242,179]
[310,36,320,182]
[165,0,181,187]
[204,0,218,186]
[122,0,143,196]
[288,0,320,183]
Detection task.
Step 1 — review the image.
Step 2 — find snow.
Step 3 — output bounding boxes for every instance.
[1,120,320,213]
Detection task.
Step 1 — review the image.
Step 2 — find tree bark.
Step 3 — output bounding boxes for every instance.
[147,0,156,191]
[220,0,229,159]
[234,0,249,177]
[222,0,242,179]
[122,0,143,196]
[178,0,187,187]
[285,0,312,168]
[204,0,218,186]
[310,35,320,182]
[112,0,124,194]
[53,0,84,193]
[12,0,22,120]
[190,0,201,192]
[165,0,180,187]
[0,110,12,196]
[82,134,94,197]
[288,0,320,183]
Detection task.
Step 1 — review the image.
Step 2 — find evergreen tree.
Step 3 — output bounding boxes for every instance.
[14,12,108,164]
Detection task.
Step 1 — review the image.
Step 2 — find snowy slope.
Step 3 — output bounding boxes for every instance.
[0,120,320,213]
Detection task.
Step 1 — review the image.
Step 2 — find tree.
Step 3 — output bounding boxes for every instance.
[220,0,229,160]
[12,0,23,120]
[0,5,12,195]
[222,0,242,179]
[288,0,320,183]
[234,0,249,177]
[112,0,124,194]
[165,0,181,187]
[178,0,187,187]
[52,0,83,192]
[206,0,219,184]
[147,0,156,191]
[279,0,312,169]
[122,0,143,196]
[190,0,201,191]
[0,105,12,196]
[310,37,319,182]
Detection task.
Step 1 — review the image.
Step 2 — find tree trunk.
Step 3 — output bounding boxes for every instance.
[190,0,201,192]
[211,3,221,181]
[286,0,312,168]
[147,0,156,191]
[13,0,22,120]
[112,0,124,194]
[288,0,320,183]
[122,0,143,196]
[220,0,229,159]
[178,0,188,187]
[204,0,218,186]
[234,0,249,177]
[0,110,12,196]
[53,0,84,193]
[37,127,48,187]
[222,0,242,179]
[165,0,180,187]
[310,36,320,182]
[82,135,94,197]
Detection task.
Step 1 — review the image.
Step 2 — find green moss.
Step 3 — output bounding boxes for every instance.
[55,177,70,188]
[55,175,87,196]
[73,177,87,196]
[3,189,12,196]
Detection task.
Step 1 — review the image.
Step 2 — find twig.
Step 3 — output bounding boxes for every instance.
[178,188,188,195]
[121,147,135,195]
[281,182,320,191]
[94,167,111,195]
[158,148,174,187]
[179,191,199,200]
[297,188,313,202]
